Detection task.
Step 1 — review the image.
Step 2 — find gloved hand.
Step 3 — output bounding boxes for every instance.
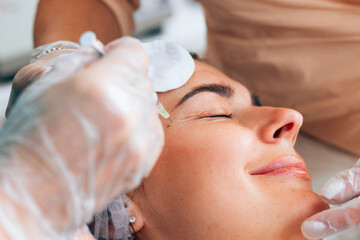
[302,158,360,239]
[6,41,80,117]
[0,37,164,239]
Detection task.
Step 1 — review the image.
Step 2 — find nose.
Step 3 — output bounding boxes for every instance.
[259,107,303,145]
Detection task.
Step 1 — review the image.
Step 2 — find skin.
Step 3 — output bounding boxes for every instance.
[126,61,329,240]
[34,0,121,46]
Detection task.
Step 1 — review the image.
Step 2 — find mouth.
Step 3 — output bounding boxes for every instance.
[250,155,311,180]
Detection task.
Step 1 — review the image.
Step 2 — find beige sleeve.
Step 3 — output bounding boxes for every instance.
[200,0,360,155]
[101,0,139,35]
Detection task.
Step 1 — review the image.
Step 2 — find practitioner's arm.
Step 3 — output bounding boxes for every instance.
[34,0,122,46]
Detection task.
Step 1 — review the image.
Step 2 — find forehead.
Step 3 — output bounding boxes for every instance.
[157,61,251,107]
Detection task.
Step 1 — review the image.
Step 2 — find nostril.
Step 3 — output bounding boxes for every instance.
[283,122,294,132]
[273,128,281,138]
[273,123,294,139]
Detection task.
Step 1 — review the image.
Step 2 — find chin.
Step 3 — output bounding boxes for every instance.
[303,189,329,216]
[286,190,329,240]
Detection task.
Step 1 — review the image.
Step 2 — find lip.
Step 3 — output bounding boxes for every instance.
[250,155,311,180]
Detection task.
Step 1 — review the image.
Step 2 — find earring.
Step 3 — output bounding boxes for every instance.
[129,216,136,224]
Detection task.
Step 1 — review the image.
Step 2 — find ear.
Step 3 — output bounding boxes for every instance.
[126,196,145,234]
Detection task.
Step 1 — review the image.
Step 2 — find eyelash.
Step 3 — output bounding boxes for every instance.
[206,113,232,119]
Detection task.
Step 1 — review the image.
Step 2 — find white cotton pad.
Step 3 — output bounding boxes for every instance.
[141,40,195,92]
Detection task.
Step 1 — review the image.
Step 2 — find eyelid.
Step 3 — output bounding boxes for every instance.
[197,109,232,119]
[206,113,232,118]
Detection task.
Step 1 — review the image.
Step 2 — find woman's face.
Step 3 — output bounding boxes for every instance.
[130,61,328,240]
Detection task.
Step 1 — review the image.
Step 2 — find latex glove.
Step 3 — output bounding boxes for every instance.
[6,41,80,117]
[302,158,360,239]
[0,37,164,239]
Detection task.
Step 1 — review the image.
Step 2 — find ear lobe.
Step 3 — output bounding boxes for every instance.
[127,198,144,234]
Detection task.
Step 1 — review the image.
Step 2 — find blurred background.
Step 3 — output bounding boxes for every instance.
[0,0,358,239]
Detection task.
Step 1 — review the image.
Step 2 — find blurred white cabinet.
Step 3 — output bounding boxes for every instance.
[0,0,38,77]
[0,0,205,78]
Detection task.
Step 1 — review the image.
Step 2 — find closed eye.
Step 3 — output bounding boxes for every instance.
[206,114,232,118]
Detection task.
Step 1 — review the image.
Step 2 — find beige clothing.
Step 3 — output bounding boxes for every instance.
[104,0,360,155]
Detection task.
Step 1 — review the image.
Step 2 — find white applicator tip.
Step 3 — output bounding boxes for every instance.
[79,31,106,55]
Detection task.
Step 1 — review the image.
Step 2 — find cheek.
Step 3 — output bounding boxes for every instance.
[164,122,257,180]
[144,123,259,228]
[140,121,328,239]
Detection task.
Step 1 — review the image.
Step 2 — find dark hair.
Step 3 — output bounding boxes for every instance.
[190,52,200,60]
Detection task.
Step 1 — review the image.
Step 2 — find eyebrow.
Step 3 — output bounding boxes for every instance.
[252,94,262,107]
[175,83,234,108]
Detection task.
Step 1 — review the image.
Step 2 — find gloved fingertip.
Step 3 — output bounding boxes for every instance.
[301,220,327,239]
[40,66,53,78]
[105,36,141,52]
[321,178,345,202]
[354,158,360,168]
[5,106,10,118]
[52,47,98,72]
[19,65,52,87]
